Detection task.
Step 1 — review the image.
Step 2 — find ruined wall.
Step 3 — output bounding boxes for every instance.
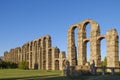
[3,19,119,70]
[68,19,119,67]
[4,35,66,70]
[106,29,119,67]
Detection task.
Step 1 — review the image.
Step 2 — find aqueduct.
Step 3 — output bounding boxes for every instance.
[68,19,119,67]
[4,19,119,70]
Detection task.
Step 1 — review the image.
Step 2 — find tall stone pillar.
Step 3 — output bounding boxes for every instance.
[32,41,35,69]
[106,29,119,67]
[41,37,46,70]
[28,42,31,69]
[78,24,86,65]
[38,39,41,70]
[33,40,38,69]
[46,35,52,70]
[77,19,101,67]
[89,22,101,67]
[68,26,77,66]
[52,47,60,70]
[52,47,55,70]
[59,51,66,70]
[29,42,33,69]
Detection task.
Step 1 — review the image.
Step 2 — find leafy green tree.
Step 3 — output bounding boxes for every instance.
[119,61,120,66]
[102,56,107,67]
[18,61,28,70]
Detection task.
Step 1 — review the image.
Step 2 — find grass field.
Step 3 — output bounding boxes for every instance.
[0,69,120,80]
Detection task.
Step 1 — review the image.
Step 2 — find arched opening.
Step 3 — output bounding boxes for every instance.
[34,63,38,69]
[98,36,107,66]
[99,37,106,66]
[34,41,37,63]
[38,39,42,69]
[48,49,52,70]
[86,23,91,38]
[74,27,78,65]
[86,41,90,63]
[55,60,59,70]
[30,52,32,69]
[62,60,66,67]
[83,23,91,64]
[43,60,46,70]
[43,37,46,61]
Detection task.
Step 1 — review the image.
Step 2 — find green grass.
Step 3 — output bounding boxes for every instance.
[0,69,120,80]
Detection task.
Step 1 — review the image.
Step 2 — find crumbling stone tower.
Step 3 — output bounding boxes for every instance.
[68,19,119,67]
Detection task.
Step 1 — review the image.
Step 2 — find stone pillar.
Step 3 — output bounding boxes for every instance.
[46,35,52,70]
[59,51,66,70]
[33,40,38,69]
[4,51,9,61]
[38,39,41,70]
[31,41,35,69]
[106,29,119,67]
[84,20,101,67]
[52,47,60,70]
[90,25,101,67]
[68,26,77,66]
[78,24,86,65]
[78,19,101,67]
[41,37,46,70]
[29,42,33,69]
[17,47,21,63]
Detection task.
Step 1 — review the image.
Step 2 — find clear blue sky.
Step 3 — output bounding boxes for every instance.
[0,0,120,60]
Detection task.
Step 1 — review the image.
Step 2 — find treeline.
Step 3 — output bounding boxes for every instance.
[0,60,17,69]
[0,58,120,69]
[101,57,120,67]
[0,59,28,69]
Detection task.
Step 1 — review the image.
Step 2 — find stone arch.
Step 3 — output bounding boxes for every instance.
[97,35,106,66]
[83,39,90,63]
[38,39,42,69]
[62,59,66,67]
[30,41,33,51]
[55,60,59,70]
[27,43,29,52]
[29,41,33,69]
[43,60,46,70]
[48,48,52,70]
[41,37,46,69]
[68,19,101,66]
[106,29,119,67]
[68,25,80,66]
[30,52,32,69]
[33,41,38,69]
[38,39,41,48]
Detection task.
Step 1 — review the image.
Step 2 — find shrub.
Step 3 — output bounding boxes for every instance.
[18,61,28,70]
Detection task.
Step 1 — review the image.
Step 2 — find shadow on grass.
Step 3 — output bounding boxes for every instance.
[0,74,120,80]
[0,74,89,80]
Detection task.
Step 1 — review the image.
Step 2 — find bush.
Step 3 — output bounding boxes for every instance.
[18,61,28,70]
[0,61,17,69]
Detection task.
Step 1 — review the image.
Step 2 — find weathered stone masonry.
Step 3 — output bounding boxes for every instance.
[68,19,119,68]
[4,35,66,70]
[4,19,119,71]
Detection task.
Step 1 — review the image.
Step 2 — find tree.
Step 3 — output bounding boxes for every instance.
[102,56,107,67]
[18,61,28,70]
[119,61,120,66]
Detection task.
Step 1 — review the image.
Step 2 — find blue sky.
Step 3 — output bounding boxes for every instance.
[0,0,120,60]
